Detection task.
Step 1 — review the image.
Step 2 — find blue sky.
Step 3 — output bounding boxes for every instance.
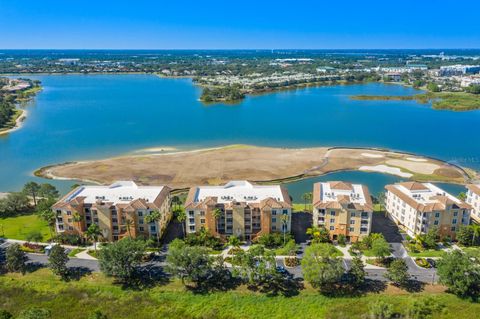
[1,0,479,49]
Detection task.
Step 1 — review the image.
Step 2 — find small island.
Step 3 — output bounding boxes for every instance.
[0,77,42,134]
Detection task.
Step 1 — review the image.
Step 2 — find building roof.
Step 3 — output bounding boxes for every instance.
[185,180,291,208]
[385,182,471,212]
[313,181,373,211]
[467,184,480,196]
[55,181,168,208]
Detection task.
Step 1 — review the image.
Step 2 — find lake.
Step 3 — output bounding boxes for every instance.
[1,74,479,198]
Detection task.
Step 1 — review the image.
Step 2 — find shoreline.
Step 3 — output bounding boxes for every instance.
[34,144,476,190]
[0,109,28,136]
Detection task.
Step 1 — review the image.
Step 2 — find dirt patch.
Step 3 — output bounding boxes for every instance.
[35,145,470,188]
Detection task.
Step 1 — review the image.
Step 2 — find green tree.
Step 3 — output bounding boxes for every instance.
[471,224,480,246]
[377,192,386,214]
[457,192,467,201]
[86,223,102,251]
[301,243,344,291]
[176,210,186,237]
[0,310,13,319]
[368,300,394,319]
[38,183,59,199]
[306,226,330,243]
[5,243,27,274]
[227,235,241,248]
[166,239,216,287]
[17,308,51,319]
[437,250,480,299]
[0,192,30,217]
[347,256,365,288]
[145,210,162,245]
[385,259,410,287]
[301,192,312,211]
[98,238,146,284]
[36,197,57,240]
[371,237,390,261]
[48,245,69,280]
[466,84,480,94]
[22,181,41,206]
[171,195,181,211]
[424,226,439,249]
[427,82,440,92]
[232,244,277,286]
[408,297,445,319]
[456,225,474,246]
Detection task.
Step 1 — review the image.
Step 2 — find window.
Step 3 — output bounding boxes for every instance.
[150,225,156,232]
[272,210,277,215]
[435,212,440,218]
[68,226,73,230]
[329,226,335,231]
[349,227,354,232]
[113,226,118,230]
[283,209,288,215]
[451,226,456,231]
[452,219,457,224]
[112,218,118,223]
[330,218,335,223]
[434,220,439,225]
[351,212,356,217]
[361,212,369,218]
[139,219,144,224]
[330,211,335,216]
[139,227,144,232]
[453,211,458,217]
[66,211,72,216]
[58,225,64,231]
[189,226,195,231]
[272,218,277,223]
[200,219,205,224]
[272,226,276,231]
[200,211,205,216]
[138,211,143,217]
[56,210,62,214]
[67,218,72,223]
[350,220,355,225]
[188,211,194,217]
[189,218,194,224]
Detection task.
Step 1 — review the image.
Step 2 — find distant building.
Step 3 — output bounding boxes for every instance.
[466,184,480,223]
[316,66,336,73]
[52,181,172,241]
[184,181,292,240]
[439,65,480,76]
[385,72,402,82]
[312,181,373,242]
[385,182,471,239]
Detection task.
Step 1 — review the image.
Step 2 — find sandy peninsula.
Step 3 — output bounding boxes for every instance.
[34,145,473,189]
[0,109,27,136]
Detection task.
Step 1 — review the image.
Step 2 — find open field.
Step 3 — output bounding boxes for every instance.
[34,145,472,189]
[0,214,50,241]
[0,268,478,319]
[350,91,480,111]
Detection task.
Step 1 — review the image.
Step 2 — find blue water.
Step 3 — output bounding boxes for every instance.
[0,74,479,196]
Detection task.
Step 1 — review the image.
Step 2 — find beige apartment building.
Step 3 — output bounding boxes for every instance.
[52,181,172,241]
[184,180,292,241]
[385,182,471,239]
[312,181,373,242]
[466,184,480,223]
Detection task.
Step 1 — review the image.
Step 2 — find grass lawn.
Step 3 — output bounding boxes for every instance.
[0,268,479,319]
[462,247,480,258]
[68,248,86,257]
[0,214,50,241]
[408,249,446,258]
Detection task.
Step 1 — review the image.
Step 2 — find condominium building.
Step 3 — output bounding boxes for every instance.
[466,184,480,223]
[312,181,373,242]
[385,182,471,239]
[184,180,292,240]
[52,181,172,241]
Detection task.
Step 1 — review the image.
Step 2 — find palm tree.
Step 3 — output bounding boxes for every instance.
[227,235,241,248]
[86,223,102,251]
[176,210,186,238]
[72,212,83,232]
[125,219,134,238]
[212,208,222,232]
[472,224,480,246]
[301,192,313,211]
[171,196,181,211]
[377,192,386,216]
[145,210,162,245]
[280,213,289,245]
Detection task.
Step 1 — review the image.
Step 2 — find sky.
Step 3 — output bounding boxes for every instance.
[1,0,479,49]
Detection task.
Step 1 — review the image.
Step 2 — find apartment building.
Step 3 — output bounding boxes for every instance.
[466,184,480,223]
[52,181,172,241]
[312,181,373,242]
[184,180,292,240]
[385,182,471,239]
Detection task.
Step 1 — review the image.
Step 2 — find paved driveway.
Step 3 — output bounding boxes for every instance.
[291,212,312,243]
[371,213,403,243]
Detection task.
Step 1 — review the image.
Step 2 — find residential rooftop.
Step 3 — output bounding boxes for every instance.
[62,181,166,205]
[313,181,373,211]
[191,180,289,204]
[386,182,470,212]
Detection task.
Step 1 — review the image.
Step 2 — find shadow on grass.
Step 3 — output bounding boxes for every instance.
[187,269,242,295]
[316,279,388,297]
[25,262,43,273]
[402,279,425,293]
[246,273,304,297]
[67,266,92,281]
[119,263,171,290]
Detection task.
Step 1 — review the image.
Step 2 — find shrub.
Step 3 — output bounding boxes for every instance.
[337,234,346,246]
[17,308,51,319]
[0,310,13,319]
[5,243,27,274]
[284,257,300,267]
[184,231,224,250]
[254,232,292,249]
[368,300,394,319]
[408,297,445,319]
[21,242,45,253]
[25,230,43,243]
[53,233,85,246]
